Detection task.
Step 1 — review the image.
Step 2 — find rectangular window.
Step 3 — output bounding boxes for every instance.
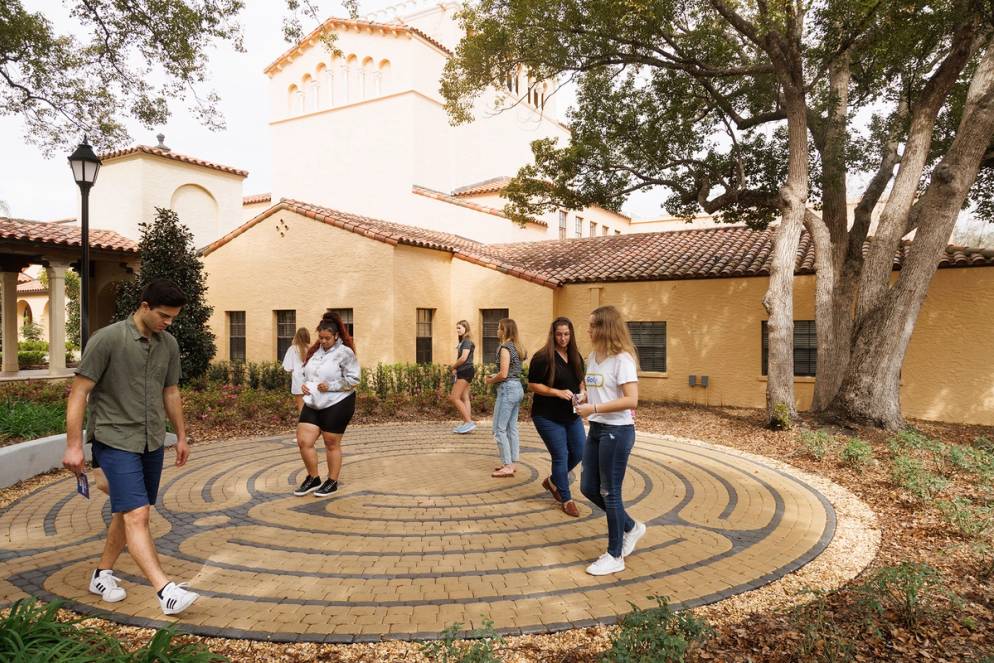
[416,308,433,364]
[615,229,622,235]
[481,308,509,362]
[228,311,246,362]
[762,320,817,376]
[327,308,354,338]
[601,225,610,236]
[627,321,666,372]
[275,310,295,360]
[558,210,567,239]
[575,216,583,237]
[590,220,597,236]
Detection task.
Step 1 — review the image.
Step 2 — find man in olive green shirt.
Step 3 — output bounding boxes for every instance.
[63,279,200,616]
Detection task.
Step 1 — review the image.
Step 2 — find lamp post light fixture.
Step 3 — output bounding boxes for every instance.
[68,137,101,350]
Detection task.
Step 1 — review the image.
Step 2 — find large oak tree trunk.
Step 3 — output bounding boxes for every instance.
[831,43,994,428]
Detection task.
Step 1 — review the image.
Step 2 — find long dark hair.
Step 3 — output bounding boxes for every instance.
[305,310,357,363]
[537,317,583,386]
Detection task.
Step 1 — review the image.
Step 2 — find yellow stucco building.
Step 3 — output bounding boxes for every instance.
[202,200,994,427]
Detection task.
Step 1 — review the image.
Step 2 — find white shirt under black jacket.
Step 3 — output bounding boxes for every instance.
[302,339,361,410]
[584,351,638,425]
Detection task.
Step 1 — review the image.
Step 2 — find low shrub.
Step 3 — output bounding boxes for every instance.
[0,400,66,444]
[18,339,48,352]
[935,497,994,539]
[769,402,793,430]
[857,562,954,631]
[840,437,873,471]
[792,588,854,663]
[890,455,949,503]
[888,429,943,454]
[0,597,227,661]
[974,436,994,454]
[602,595,711,663]
[419,619,503,663]
[798,430,833,461]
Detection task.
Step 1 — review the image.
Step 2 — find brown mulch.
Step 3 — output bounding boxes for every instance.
[2,402,993,661]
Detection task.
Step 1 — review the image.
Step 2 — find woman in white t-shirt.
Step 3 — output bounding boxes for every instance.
[574,305,646,576]
[281,327,311,413]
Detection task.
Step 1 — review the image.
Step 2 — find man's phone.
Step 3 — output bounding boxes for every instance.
[76,472,90,499]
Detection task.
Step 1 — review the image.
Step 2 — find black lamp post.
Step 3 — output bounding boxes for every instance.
[68,137,101,350]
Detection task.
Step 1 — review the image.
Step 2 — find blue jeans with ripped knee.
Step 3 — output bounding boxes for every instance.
[580,421,636,557]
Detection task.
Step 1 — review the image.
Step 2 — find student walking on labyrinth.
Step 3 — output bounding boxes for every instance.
[62,279,200,615]
[528,317,586,517]
[282,326,311,414]
[485,318,527,478]
[575,305,646,576]
[293,311,361,498]
[448,320,477,434]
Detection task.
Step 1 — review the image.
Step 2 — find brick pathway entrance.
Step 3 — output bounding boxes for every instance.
[0,424,834,642]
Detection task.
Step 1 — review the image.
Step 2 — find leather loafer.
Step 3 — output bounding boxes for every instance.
[542,476,563,503]
[562,500,580,517]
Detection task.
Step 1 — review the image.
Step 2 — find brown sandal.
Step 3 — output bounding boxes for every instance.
[491,466,515,478]
[562,500,580,517]
[542,477,563,503]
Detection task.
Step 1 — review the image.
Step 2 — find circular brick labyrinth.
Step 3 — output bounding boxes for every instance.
[0,424,835,642]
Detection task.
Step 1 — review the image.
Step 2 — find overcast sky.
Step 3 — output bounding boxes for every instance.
[1,0,671,223]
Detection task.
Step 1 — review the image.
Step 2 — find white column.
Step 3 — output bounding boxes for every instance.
[46,263,68,372]
[1,271,18,373]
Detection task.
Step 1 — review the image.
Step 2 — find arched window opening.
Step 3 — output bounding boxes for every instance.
[287,84,300,114]
[378,59,391,95]
[346,54,359,102]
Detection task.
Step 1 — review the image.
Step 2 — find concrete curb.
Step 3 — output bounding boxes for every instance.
[0,433,178,490]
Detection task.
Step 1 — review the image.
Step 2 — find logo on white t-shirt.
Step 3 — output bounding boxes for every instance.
[586,373,604,387]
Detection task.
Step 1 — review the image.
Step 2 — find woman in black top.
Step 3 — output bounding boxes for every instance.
[527,317,586,517]
[448,320,477,434]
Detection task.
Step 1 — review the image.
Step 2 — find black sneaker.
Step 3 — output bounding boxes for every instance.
[314,479,338,497]
[293,475,322,496]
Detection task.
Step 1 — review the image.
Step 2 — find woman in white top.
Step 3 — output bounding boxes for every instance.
[282,327,311,413]
[292,312,361,499]
[574,305,646,576]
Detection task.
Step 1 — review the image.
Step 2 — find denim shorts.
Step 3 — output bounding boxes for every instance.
[91,440,165,513]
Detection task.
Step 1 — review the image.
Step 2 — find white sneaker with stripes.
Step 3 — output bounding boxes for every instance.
[89,570,126,603]
[158,581,199,615]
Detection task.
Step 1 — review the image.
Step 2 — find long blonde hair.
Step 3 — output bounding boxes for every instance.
[590,306,639,368]
[497,318,527,360]
[292,327,310,360]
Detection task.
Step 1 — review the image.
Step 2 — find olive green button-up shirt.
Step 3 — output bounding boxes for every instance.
[76,317,181,453]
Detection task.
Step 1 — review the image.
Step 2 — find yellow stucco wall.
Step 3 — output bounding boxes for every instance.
[202,210,395,365]
[449,260,554,365]
[392,245,452,364]
[555,268,994,426]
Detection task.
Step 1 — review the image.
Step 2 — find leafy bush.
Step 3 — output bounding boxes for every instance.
[792,588,854,663]
[798,430,833,461]
[18,339,48,352]
[935,497,994,539]
[115,207,217,382]
[840,437,873,471]
[15,350,46,367]
[974,436,994,454]
[419,619,504,663]
[888,429,943,454]
[0,597,227,661]
[602,595,711,663]
[890,455,949,502]
[769,401,792,430]
[857,563,953,630]
[0,400,66,443]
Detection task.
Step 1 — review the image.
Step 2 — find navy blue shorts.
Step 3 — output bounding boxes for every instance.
[91,440,165,513]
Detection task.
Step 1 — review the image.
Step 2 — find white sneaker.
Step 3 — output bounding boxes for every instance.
[586,553,625,576]
[89,570,126,603]
[158,581,200,615]
[622,521,647,557]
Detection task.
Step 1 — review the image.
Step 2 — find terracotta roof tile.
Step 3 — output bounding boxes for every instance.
[200,199,560,287]
[100,146,248,177]
[243,193,272,205]
[17,278,46,295]
[487,226,994,284]
[412,185,547,227]
[0,217,138,253]
[452,176,513,197]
